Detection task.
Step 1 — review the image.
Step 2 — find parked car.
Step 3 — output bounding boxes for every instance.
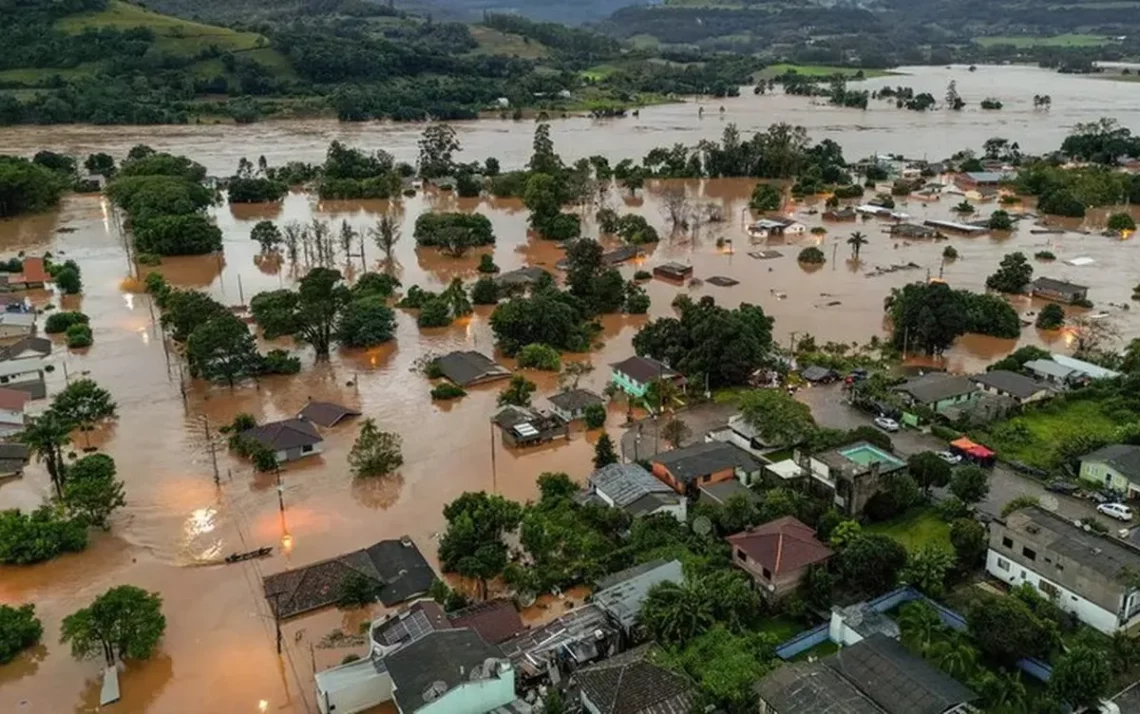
[1045,480,1079,496]
[937,450,963,465]
[1097,503,1134,521]
[874,416,899,432]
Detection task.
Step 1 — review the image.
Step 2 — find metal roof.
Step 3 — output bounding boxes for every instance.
[1051,353,1121,380]
[589,463,674,508]
[894,372,977,405]
[592,559,683,631]
[972,370,1048,400]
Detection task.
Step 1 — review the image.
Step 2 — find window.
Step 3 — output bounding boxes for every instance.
[761,567,772,580]
[1002,537,1013,549]
[702,473,712,483]
[302,444,314,454]
[997,558,1010,572]
[1022,547,1037,561]
[735,549,746,562]
[1039,580,1060,599]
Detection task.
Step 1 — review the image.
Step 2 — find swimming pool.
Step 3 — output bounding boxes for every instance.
[839,444,905,468]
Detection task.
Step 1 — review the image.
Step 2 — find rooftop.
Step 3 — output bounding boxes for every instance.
[800,365,839,383]
[825,633,976,714]
[495,266,550,287]
[652,441,761,484]
[436,350,512,387]
[448,599,525,645]
[1051,353,1121,380]
[1081,444,1140,481]
[1032,276,1089,295]
[548,388,605,413]
[0,336,51,361]
[756,661,885,714]
[611,355,679,384]
[241,418,322,452]
[973,370,1048,400]
[816,442,906,477]
[263,537,435,618]
[894,372,977,405]
[297,400,360,427]
[499,603,616,677]
[15,257,49,285]
[386,629,506,714]
[0,312,35,328]
[698,478,759,506]
[1023,359,1077,381]
[1004,505,1140,582]
[590,463,675,508]
[593,559,683,631]
[574,645,696,714]
[0,387,30,412]
[727,516,833,575]
[963,171,1012,183]
[371,600,450,649]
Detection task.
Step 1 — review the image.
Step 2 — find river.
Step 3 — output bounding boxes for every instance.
[0,64,1138,714]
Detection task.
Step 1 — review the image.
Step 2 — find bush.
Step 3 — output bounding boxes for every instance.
[425,360,445,379]
[634,270,652,281]
[1038,189,1085,218]
[1034,250,1055,261]
[517,343,562,371]
[930,424,962,442]
[413,213,495,248]
[261,349,301,375]
[988,210,1013,230]
[0,507,88,565]
[0,604,43,664]
[1107,212,1137,233]
[250,445,278,472]
[471,277,499,305]
[431,383,467,400]
[584,402,607,429]
[65,323,93,348]
[44,311,89,334]
[833,184,864,199]
[1035,303,1065,330]
[798,247,826,264]
[417,299,452,328]
[477,254,499,274]
[616,214,659,244]
[136,253,161,266]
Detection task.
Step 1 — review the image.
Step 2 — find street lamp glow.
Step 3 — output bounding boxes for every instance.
[258,700,269,713]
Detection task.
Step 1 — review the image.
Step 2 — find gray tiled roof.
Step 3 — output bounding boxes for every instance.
[652,441,761,484]
[575,645,695,714]
[548,388,605,413]
[592,559,683,631]
[387,629,506,713]
[589,463,674,508]
[894,373,977,405]
[241,418,322,451]
[825,634,976,714]
[610,355,678,384]
[973,370,1047,400]
[1032,276,1088,296]
[1081,444,1140,482]
[756,661,885,714]
[436,350,511,386]
[298,400,360,427]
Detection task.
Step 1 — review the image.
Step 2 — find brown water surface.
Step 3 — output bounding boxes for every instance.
[2,63,1140,714]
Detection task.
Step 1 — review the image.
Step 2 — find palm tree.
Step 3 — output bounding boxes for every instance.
[18,409,72,498]
[928,636,977,679]
[639,579,716,646]
[847,231,869,259]
[897,601,944,652]
[973,669,1028,713]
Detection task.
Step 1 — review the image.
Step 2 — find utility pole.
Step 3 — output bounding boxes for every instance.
[489,422,497,494]
[203,416,220,486]
[237,274,245,308]
[272,593,283,655]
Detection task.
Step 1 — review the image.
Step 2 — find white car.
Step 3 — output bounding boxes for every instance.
[1097,503,1134,521]
[938,450,963,465]
[874,416,899,432]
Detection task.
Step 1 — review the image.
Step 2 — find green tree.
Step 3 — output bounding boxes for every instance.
[798,246,826,264]
[296,268,352,358]
[985,252,1033,294]
[1035,303,1065,330]
[438,492,524,599]
[162,289,228,342]
[593,432,618,469]
[63,454,125,529]
[950,465,990,505]
[250,220,282,252]
[0,603,42,664]
[60,585,165,668]
[838,534,908,596]
[846,231,869,259]
[348,418,403,478]
[369,212,401,272]
[471,277,499,305]
[517,343,561,371]
[53,262,82,294]
[84,153,116,177]
[44,310,89,334]
[900,545,954,597]
[65,323,93,348]
[527,122,563,177]
[584,403,606,429]
[749,183,781,211]
[949,518,987,570]
[336,297,396,347]
[1049,646,1111,710]
[661,418,691,449]
[989,210,1013,231]
[1107,212,1137,233]
[907,451,952,496]
[967,594,1057,665]
[885,281,968,355]
[17,410,71,498]
[927,635,977,679]
[186,315,260,386]
[739,389,816,448]
[898,600,945,652]
[498,374,537,407]
[418,124,460,179]
[51,379,116,448]
[337,572,382,609]
[639,579,716,646]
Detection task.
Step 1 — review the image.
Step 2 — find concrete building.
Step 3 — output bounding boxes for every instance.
[748,218,806,239]
[585,463,686,522]
[435,351,512,387]
[893,373,978,426]
[0,386,29,436]
[593,559,683,639]
[972,370,1051,405]
[1079,444,1140,497]
[0,312,35,340]
[986,505,1140,634]
[803,442,907,516]
[727,517,833,600]
[706,413,786,460]
[387,629,515,714]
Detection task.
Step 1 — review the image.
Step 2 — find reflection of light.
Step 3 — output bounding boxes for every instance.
[1062,329,1076,347]
[282,533,293,553]
[259,700,269,713]
[124,293,134,311]
[1122,229,1135,240]
[186,508,217,537]
[140,329,150,346]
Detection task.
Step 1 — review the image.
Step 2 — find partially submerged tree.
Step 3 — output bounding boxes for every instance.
[63,454,126,529]
[593,432,619,469]
[0,603,43,664]
[497,374,537,408]
[186,314,260,387]
[51,379,117,448]
[438,492,524,599]
[60,585,166,666]
[348,419,403,478]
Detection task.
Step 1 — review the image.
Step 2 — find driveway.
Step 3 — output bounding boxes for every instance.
[619,401,738,463]
[797,383,1118,528]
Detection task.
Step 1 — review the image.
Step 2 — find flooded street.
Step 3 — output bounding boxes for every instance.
[1,63,1139,713]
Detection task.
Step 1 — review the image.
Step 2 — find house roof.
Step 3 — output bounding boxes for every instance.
[448,599,525,645]
[963,171,1011,184]
[297,400,360,427]
[652,441,762,484]
[1005,505,1140,583]
[894,372,977,405]
[610,355,679,384]
[0,357,45,380]
[494,266,550,287]
[0,336,51,361]
[436,350,511,387]
[2,376,46,400]
[755,661,885,714]
[727,516,833,575]
[499,603,615,675]
[590,463,675,508]
[262,538,435,618]
[1081,444,1140,482]
[0,443,29,460]
[593,559,683,631]
[653,262,692,277]
[824,634,976,714]
[386,629,506,714]
[1023,359,1077,381]
[698,479,759,506]
[1051,353,1121,380]
[548,388,605,413]
[555,245,641,270]
[575,645,696,714]
[0,312,35,328]
[973,370,1048,399]
[371,600,450,649]
[800,365,838,382]
[491,404,541,430]
[0,387,29,412]
[1032,276,1088,295]
[241,418,322,452]
[15,257,49,285]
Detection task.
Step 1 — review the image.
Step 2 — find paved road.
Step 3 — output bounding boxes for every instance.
[619,402,738,463]
[796,384,1122,529]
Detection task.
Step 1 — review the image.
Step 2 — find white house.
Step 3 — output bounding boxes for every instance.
[0,387,29,436]
[0,312,35,340]
[748,218,806,239]
[987,505,1140,634]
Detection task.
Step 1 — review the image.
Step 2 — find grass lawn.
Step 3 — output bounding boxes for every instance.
[974,33,1115,48]
[790,640,839,661]
[581,64,621,81]
[756,63,896,80]
[468,25,549,59]
[867,507,952,553]
[757,615,805,641]
[974,397,1117,470]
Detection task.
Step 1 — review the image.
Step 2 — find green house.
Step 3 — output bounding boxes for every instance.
[892,372,979,427]
[1079,444,1140,497]
[610,355,686,399]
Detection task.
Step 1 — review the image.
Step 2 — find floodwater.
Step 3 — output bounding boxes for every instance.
[1,63,1139,714]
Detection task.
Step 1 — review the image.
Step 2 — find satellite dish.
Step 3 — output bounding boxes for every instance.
[692,515,712,536]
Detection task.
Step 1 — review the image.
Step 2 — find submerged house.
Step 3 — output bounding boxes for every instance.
[240,418,323,463]
[1030,277,1089,305]
[610,355,686,399]
[547,388,605,423]
[652,262,693,281]
[491,405,569,448]
[888,223,940,240]
[435,350,512,387]
[748,218,806,239]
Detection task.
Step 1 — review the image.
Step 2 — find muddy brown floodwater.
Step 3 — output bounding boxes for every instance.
[1,64,1140,714]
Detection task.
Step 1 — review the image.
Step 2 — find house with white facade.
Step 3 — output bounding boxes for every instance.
[986,505,1140,634]
[584,463,686,522]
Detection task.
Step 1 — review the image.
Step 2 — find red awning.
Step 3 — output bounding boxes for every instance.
[967,445,995,459]
[950,437,978,451]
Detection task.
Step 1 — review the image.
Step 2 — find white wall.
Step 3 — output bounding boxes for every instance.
[828,609,865,647]
[986,549,1125,634]
[315,659,392,714]
[650,500,687,523]
[414,667,516,714]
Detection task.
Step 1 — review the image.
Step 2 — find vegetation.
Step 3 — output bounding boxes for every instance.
[516,343,562,371]
[0,604,43,664]
[431,383,467,400]
[63,454,126,529]
[0,506,88,564]
[498,374,537,408]
[740,389,815,448]
[593,432,618,469]
[44,311,89,334]
[348,418,403,478]
[985,252,1032,294]
[414,213,495,256]
[797,246,825,264]
[0,156,67,217]
[1108,212,1137,233]
[61,585,166,666]
[65,323,94,348]
[1035,303,1065,330]
[886,281,1020,355]
[584,403,607,429]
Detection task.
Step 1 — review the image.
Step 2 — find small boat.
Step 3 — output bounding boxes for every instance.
[225,546,273,564]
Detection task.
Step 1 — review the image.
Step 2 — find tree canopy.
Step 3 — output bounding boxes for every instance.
[60,585,166,666]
